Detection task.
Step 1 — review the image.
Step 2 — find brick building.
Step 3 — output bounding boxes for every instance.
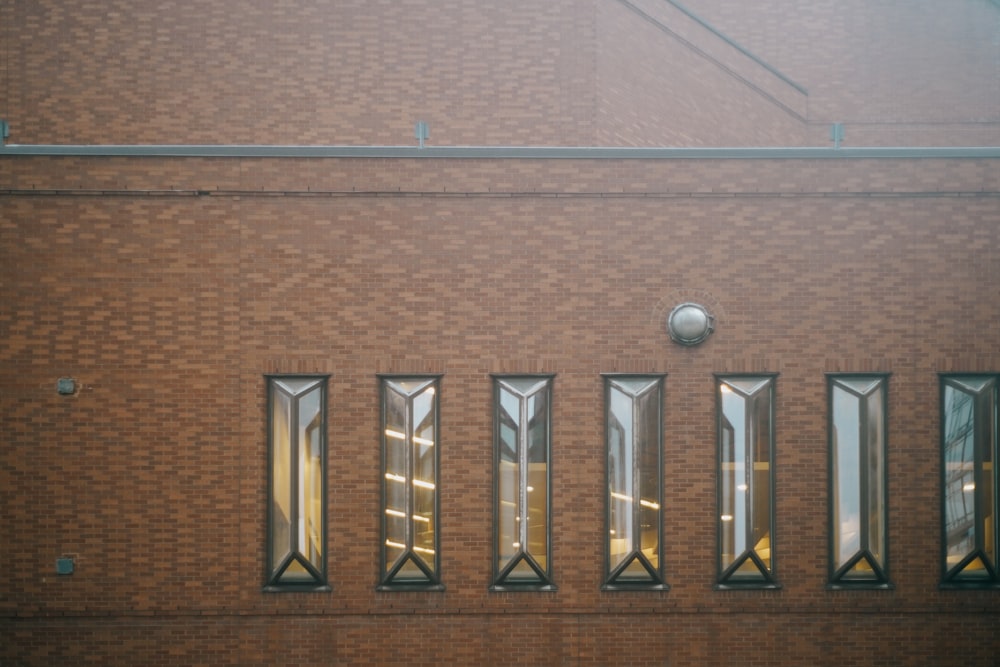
[2,1,999,665]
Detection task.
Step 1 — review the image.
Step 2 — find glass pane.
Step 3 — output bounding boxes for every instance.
[606,377,661,585]
[299,387,323,570]
[841,554,877,580]
[832,385,862,569]
[618,557,653,582]
[720,385,747,570]
[267,376,326,587]
[637,388,660,569]
[270,389,293,572]
[866,385,886,567]
[412,385,436,569]
[396,556,429,582]
[384,388,408,571]
[732,556,765,579]
[751,388,772,570]
[505,557,541,582]
[608,384,634,570]
[280,558,312,582]
[719,377,773,582]
[495,377,551,586]
[382,378,439,585]
[977,386,996,571]
[943,383,978,567]
[498,397,520,570]
[525,390,548,566]
[959,556,990,578]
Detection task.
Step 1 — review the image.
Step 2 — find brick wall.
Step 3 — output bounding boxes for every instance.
[680,0,1000,146]
[2,0,997,148]
[2,154,999,664]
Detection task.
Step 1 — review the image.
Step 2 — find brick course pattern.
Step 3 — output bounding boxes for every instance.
[1,0,997,147]
[2,0,1000,663]
[2,154,999,665]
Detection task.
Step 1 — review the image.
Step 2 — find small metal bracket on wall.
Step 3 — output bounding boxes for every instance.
[414,121,429,149]
[830,122,845,149]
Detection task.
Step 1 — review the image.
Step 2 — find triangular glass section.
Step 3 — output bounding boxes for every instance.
[392,554,432,584]
[274,378,322,396]
[835,377,882,397]
[840,553,879,580]
[723,552,766,582]
[619,558,655,582]
[387,378,436,398]
[724,378,771,398]
[609,553,657,584]
[278,557,317,583]
[500,377,549,397]
[503,557,543,583]
[958,555,990,578]
[950,376,993,394]
[610,377,658,399]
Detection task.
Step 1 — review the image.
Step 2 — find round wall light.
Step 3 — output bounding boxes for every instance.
[666,302,714,346]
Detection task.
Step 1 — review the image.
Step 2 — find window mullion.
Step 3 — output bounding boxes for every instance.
[631,396,642,554]
[744,397,755,558]
[404,397,414,552]
[993,386,999,570]
[858,394,870,552]
[289,398,301,556]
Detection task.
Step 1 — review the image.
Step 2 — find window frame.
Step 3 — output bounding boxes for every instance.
[264,374,331,592]
[826,373,892,589]
[715,373,779,590]
[939,373,1000,589]
[377,374,444,591]
[601,373,668,591]
[490,374,556,591]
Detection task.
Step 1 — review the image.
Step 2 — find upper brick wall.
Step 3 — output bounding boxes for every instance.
[680,0,1000,146]
[3,0,994,148]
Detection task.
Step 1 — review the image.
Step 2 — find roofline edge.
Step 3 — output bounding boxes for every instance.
[1,145,999,159]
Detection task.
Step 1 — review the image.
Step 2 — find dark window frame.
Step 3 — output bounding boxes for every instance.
[264,374,331,592]
[601,373,669,591]
[826,373,893,589]
[377,374,445,592]
[490,374,557,591]
[715,373,780,590]
[939,373,1000,589]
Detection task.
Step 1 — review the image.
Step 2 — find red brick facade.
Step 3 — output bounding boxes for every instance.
[2,2,1000,665]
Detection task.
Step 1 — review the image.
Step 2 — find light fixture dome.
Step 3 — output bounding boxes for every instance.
[666,302,714,346]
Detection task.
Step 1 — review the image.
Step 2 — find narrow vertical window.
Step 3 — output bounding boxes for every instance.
[266,375,329,590]
[941,374,999,587]
[603,374,667,589]
[492,376,555,590]
[828,374,890,587]
[717,375,778,588]
[379,376,442,590]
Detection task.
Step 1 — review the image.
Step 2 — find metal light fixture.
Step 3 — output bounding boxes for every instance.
[666,302,714,346]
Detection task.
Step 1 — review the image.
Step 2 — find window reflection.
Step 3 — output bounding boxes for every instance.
[380,376,441,588]
[493,376,553,588]
[718,376,775,586]
[942,376,998,585]
[829,375,889,586]
[267,376,328,589]
[604,375,665,588]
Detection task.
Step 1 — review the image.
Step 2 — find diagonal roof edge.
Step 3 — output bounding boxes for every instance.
[614,0,809,120]
[662,0,807,94]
